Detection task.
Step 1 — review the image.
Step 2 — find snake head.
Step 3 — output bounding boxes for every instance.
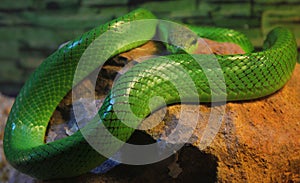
[157,21,199,54]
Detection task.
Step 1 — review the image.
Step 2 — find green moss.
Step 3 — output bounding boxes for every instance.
[0,0,33,9]
[139,0,197,13]
[262,10,300,46]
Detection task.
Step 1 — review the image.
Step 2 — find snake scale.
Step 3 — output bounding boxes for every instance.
[3,9,297,179]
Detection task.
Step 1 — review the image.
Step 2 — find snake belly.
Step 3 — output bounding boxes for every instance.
[3,8,297,180]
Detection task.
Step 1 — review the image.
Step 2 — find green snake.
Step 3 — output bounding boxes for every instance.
[3,9,297,180]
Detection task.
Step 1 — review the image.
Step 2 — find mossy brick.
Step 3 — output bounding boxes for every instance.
[0,27,60,50]
[55,29,86,42]
[262,10,300,46]
[22,70,34,81]
[43,0,80,9]
[0,84,22,96]
[209,0,251,2]
[0,0,33,9]
[98,7,129,19]
[0,28,20,41]
[18,56,43,70]
[78,7,101,15]
[197,1,218,16]
[166,10,209,19]
[171,15,214,25]
[253,3,300,15]
[18,27,62,50]
[78,6,129,20]
[21,12,111,30]
[0,41,19,59]
[139,0,197,14]
[212,16,260,29]
[82,0,128,6]
[238,28,264,47]
[27,0,77,10]
[0,60,23,83]
[254,0,300,4]
[211,3,251,17]
[0,13,31,26]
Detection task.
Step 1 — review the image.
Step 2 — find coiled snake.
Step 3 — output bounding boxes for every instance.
[3,9,297,179]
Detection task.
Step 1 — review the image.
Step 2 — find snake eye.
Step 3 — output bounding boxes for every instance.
[191,38,197,45]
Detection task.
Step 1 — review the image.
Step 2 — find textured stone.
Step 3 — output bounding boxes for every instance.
[139,0,197,13]
[62,57,299,183]
[1,0,300,96]
[193,38,245,54]
[0,27,61,55]
[169,11,210,21]
[0,0,33,9]
[0,93,14,182]
[262,10,300,46]
[238,28,264,47]
[43,0,80,9]
[82,0,128,6]
[21,12,109,30]
[98,7,129,19]
[254,0,300,3]
[18,28,62,50]
[210,0,249,2]
[253,3,300,15]
[18,56,43,70]
[212,16,259,29]
[197,1,217,16]
[212,64,300,182]
[211,3,251,17]
[0,28,21,41]
[0,13,29,26]
[170,14,214,26]
[0,61,22,83]
[0,41,19,59]
[0,37,299,182]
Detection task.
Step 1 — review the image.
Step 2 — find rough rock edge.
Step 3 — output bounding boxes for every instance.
[1,40,299,182]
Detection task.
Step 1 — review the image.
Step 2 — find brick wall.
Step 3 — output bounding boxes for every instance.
[0,0,299,95]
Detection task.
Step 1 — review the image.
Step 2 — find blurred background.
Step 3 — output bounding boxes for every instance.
[0,0,299,96]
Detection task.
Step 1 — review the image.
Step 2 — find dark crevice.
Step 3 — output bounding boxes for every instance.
[97,145,218,183]
[46,2,60,10]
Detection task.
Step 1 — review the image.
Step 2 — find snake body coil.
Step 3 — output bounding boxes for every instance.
[3,9,297,179]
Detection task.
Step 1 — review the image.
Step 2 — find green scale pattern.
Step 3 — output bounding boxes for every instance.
[3,8,297,180]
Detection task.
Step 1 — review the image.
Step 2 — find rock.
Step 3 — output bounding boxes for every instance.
[50,58,299,183]
[73,63,299,183]
[0,93,37,183]
[1,39,299,183]
[212,64,300,182]
[194,38,246,54]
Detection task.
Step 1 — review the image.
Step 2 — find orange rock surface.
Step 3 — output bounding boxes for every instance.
[0,40,299,183]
